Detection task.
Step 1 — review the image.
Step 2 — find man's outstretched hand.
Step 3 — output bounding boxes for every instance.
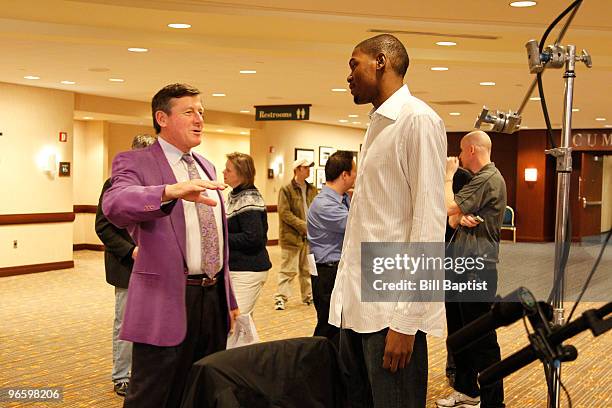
[163,180,227,206]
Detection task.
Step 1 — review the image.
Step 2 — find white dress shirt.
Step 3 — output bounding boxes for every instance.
[329,84,447,337]
[158,137,224,275]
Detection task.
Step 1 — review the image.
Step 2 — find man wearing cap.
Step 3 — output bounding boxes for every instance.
[273,158,317,310]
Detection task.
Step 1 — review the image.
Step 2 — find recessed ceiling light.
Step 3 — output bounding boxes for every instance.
[168,23,191,29]
[510,1,537,7]
[240,131,249,135]
[431,67,449,71]
[60,80,76,85]
[109,78,124,82]
[128,47,148,53]
[24,75,40,80]
[239,70,256,74]
[83,116,94,120]
[348,114,359,118]
[572,108,580,112]
[480,81,496,86]
[331,88,347,92]
[216,129,225,132]
[605,124,612,128]
[212,93,226,97]
[595,117,606,121]
[352,121,361,124]
[339,119,349,123]
[240,110,250,113]
[530,97,541,101]
[449,112,461,116]
[436,41,456,46]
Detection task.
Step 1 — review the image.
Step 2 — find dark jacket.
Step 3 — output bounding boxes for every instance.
[95,178,135,289]
[226,185,272,272]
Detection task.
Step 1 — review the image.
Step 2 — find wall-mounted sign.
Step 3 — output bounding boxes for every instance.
[59,132,68,142]
[572,131,612,151]
[59,162,71,177]
[255,104,311,121]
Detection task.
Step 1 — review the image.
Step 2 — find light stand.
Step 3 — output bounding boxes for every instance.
[472,1,593,405]
[528,41,592,408]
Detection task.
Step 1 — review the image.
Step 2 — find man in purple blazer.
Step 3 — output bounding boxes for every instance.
[103,83,240,408]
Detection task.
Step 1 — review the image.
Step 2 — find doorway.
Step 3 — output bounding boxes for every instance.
[570,153,612,241]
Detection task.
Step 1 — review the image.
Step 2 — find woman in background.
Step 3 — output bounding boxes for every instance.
[223,152,272,316]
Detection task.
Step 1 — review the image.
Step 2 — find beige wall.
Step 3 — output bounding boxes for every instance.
[74,120,108,204]
[192,132,250,181]
[73,119,110,246]
[107,123,156,175]
[0,82,74,267]
[249,120,364,241]
[250,120,365,204]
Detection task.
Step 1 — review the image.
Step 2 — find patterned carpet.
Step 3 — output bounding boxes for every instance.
[0,242,610,407]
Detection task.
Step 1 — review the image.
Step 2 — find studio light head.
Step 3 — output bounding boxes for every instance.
[474,107,522,134]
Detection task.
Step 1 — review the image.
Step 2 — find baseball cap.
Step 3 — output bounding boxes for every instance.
[293,158,314,170]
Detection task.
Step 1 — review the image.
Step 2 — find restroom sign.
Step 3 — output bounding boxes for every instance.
[255,104,311,121]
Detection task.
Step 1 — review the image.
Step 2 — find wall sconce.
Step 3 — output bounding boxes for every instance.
[524,168,538,182]
[270,156,284,178]
[37,147,59,179]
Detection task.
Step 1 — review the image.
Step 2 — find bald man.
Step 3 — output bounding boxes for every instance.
[438,130,506,408]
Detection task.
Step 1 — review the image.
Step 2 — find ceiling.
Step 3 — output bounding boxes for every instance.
[1,0,611,132]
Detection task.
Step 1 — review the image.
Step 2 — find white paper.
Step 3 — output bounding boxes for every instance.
[307,253,318,276]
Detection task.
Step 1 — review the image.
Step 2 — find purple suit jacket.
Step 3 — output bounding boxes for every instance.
[102,141,237,347]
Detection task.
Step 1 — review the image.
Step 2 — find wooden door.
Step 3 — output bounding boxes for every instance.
[578,153,604,238]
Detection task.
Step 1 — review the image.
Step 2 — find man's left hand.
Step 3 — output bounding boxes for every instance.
[229,308,240,334]
[383,329,415,373]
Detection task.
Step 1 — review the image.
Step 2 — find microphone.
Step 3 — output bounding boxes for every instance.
[446,287,538,354]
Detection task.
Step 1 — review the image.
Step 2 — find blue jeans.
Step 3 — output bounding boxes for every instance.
[340,328,428,408]
[112,287,132,383]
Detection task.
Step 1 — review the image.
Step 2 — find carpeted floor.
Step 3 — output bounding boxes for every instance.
[0,241,610,407]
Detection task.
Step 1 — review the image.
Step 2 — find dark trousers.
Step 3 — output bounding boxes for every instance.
[123,278,228,408]
[340,328,427,408]
[311,263,340,348]
[446,264,505,408]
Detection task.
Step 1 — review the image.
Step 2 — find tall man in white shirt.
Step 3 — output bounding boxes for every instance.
[329,34,447,408]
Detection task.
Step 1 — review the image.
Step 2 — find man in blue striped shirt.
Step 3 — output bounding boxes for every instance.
[307,151,356,348]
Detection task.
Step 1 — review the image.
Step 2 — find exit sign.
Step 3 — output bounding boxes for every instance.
[255,104,311,121]
[59,132,68,142]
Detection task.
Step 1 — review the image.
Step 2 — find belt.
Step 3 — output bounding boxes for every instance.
[186,275,219,287]
[316,261,339,268]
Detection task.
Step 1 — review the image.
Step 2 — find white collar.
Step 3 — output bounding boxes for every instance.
[158,136,190,166]
[368,84,411,121]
